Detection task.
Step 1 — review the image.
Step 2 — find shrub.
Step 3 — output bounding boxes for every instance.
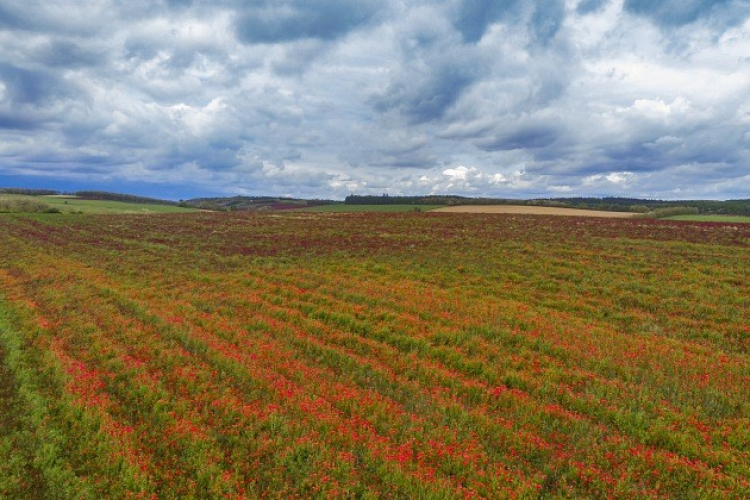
[636,206,700,219]
[0,197,54,213]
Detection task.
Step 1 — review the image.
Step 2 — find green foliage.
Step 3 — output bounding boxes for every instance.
[345,194,471,206]
[0,197,56,213]
[636,206,700,219]
[0,188,59,196]
[629,204,650,213]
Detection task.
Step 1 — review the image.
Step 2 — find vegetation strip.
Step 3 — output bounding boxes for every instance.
[0,300,50,497]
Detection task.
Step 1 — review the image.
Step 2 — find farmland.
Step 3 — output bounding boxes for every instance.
[0,194,199,214]
[0,212,749,498]
[666,214,750,224]
[433,206,635,218]
[301,204,446,213]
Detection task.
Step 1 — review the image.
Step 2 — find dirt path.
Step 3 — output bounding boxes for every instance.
[433,205,636,218]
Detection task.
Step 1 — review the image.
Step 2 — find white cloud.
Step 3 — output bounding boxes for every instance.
[443,166,472,181]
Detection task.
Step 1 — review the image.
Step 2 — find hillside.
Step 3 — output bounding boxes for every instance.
[4,187,750,217]
[181,195,337,211]
[0,192,198,214]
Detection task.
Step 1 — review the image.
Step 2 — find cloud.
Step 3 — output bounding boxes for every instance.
[454,0,520,43]
[35,41,104,68]
[371,63,479,124]
[0,63,82,132]
[0,4,33,31]
[0,0,750,200]
[476,125,560,152]
[235,0,381,44]
[623,0,745,29]
[529,0,566,46]
[369,9,487,124]
[0,114,38,131]
[576,0,609,15]
[0,64,61,105]
[454,0,567,46]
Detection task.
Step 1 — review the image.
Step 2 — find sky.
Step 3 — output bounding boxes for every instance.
[2,0,750,200]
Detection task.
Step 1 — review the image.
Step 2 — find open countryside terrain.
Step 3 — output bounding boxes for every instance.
[0,212,749,498]
[0,194,199,214]
[666,214,750,223]
[433,205,637,218]
[301,204,447,213]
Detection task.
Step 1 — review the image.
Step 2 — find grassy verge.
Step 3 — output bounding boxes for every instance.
[0,300,48,498]
[666,214,750,223]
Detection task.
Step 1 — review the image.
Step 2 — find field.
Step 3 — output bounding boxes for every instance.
[0,194,199,214]
[0,212,749,498]
[300,204,446,213]
[666,214,750,223]
[434,205,635,218]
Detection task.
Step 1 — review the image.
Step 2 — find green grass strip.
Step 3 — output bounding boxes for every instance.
[0,298,92,498]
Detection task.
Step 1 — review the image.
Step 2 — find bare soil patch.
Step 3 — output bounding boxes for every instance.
[433,205,636,218]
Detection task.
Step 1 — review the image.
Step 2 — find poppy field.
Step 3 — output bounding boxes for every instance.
[0,211,749,498]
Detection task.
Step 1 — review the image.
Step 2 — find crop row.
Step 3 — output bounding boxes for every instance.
[0,212,748,498]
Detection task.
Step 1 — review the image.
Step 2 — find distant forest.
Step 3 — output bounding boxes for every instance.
[344,195,750,215]
[74,191,179,206]
[0,188,60,196]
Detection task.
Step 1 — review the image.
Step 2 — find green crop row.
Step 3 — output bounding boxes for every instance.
[0,212,748,497]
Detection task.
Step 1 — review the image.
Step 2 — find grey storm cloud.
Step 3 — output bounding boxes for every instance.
[623,0,744,28]
[1,0,750,199]
[454,0,520,43]
[0,113,37,131]
[235,0,381,44]
[372,64,478,124]
[35,41,104,68]
[0,4,30,30]
[529,0,566,45]
[576,0,608,15]
[477,125,560,152]
[0,64,59,105]
[453,0,565,46]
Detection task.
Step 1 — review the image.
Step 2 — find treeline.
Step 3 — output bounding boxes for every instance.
[73,191,178,206]
[545,197,750,215]
[0,188,60,196]
[345,194,644,208]
[346,195,479,206]
[182,196,337,211]
[345,195,750,215]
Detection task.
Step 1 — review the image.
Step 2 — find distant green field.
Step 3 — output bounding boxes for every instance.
[0,195,199,214]
[666,214,750,223]
[300,204,445,213]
